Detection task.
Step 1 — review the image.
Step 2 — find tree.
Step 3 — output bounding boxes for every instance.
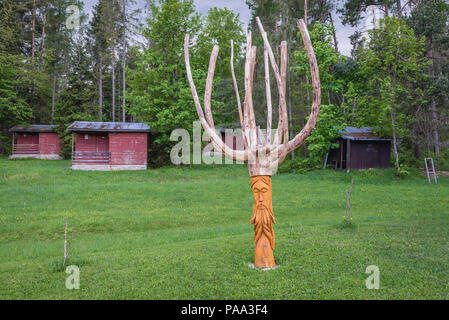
[293,22,346,164]
[408,0,449,156]
[120,0,142,122]
[339,0,404,27]
[44,0,85,123]
[0,1,33,154]
[356,17,429,174]
[90,0,121,121]
[127,0,201,166]
[195,7,245,127]
[54,30,97,158]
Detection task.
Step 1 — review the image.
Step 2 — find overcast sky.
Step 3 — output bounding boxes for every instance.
[82,0,360,56]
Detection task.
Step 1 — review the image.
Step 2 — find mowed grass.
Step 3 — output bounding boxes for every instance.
[0,158,448,300]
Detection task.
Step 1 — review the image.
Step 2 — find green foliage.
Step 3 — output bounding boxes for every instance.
[278,155,315,174]
[54,32,97,159]
[435,149,449,172]
[196,7,245,78]
[195,7,245,127]
[293,22,346,165]
[293,22,345,101]
[306,104,346,164]
[355,17,429,128]
[350,17,430,174]
[339,1,400,27]
[127,0,202,165]
[0,54,34,154]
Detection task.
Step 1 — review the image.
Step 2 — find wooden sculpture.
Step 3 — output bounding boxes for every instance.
[184,17,321,269]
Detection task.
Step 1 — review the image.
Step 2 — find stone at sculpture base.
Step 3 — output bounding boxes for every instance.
[248,263,279,271]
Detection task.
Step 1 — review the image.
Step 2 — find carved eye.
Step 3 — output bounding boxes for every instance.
[261,188,268,193]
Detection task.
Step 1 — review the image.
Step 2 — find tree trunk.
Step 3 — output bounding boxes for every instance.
[428,48,440,156]
[328,12,339,53]
[396,0,403,18]
[112,44,116,122]
[304,0,308,24]
[281,2,294,159]
[51,73,56,123]
[41,8,46,55]
[431,99,440,155]
[99,57,103,121]
[122,0,127,122]
[31,0,36,61]
[288,80,294,160]
[390,110,400,175]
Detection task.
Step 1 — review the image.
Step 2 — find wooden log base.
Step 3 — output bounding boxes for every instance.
[254,234,276,268]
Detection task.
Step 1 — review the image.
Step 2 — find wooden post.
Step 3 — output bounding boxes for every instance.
[304,0,308,25]
[71,132,74,161]
[346,139,351,173]
[11,132,14,154]
[340,139,343,169]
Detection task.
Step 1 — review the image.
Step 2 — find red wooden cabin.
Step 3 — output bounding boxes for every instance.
[9,125,61,159]
[67,121,150,171]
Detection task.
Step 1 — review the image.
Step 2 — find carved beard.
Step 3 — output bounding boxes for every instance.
[250,201,276,250]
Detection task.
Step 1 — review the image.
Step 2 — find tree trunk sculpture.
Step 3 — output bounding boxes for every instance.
[184,17,321,269]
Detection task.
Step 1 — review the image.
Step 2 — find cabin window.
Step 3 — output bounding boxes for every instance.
[84,134,89,140]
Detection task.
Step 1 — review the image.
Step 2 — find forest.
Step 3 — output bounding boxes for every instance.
[0,0,448,174]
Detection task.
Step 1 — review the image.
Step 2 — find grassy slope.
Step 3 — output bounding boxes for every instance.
[0,158,448,299]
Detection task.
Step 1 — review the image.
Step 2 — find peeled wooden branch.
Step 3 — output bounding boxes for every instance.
[230,40,245,144]
[184,35,248,162]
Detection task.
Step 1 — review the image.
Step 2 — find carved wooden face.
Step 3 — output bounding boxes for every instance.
[251,176,272,210]
[250,175,275,252]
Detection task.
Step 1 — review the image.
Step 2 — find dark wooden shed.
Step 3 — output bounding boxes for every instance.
[9,125,61,159]
[326,127,391,171]
[67,121,150,171]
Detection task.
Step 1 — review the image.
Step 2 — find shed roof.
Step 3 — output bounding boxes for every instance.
[67,121,151,133]
[9,125,58,133]
[339,127,391,141]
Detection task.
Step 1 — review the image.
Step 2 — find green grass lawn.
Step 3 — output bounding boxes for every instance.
[0,158,448,299]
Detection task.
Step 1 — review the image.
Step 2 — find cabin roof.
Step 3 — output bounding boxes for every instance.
[9,125,59,133]
[67,121,151,133]
[339,127,391,141]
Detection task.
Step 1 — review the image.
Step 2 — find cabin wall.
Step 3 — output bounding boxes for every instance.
[349,140,391,169]
[75,133,109,152]
[16,133,39,145]
[39,133,61,155]
[109,132,148,166]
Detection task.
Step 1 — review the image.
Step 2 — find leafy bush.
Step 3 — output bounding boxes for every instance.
[278,155,319,174]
